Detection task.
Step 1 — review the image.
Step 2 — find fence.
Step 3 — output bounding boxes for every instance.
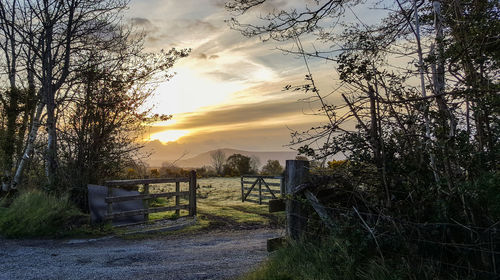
[240,175,284,205]
[104,170,196,225]
[268,160,500,278]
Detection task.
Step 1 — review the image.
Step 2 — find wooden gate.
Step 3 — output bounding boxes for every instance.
[241,175,284,205]
[104,171,196,226]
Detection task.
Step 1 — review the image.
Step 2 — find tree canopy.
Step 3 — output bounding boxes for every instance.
[228,1,499,275]
[0,0,189,207]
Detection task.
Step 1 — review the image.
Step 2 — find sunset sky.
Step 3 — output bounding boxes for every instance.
[127,0,379,159]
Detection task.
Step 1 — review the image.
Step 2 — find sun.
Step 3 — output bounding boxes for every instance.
[147,130,190,144]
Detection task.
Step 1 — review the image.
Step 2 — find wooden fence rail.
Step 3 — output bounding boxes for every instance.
[104,170,196,225]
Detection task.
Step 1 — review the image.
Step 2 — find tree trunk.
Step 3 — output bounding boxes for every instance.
[1,88,19,191]
[413,0,440,183]
[45,93,58,187]
[10,101,45,189]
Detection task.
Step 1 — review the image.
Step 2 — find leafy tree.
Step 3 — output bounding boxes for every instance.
[222,163,237,177]
[226,153,251,176]
[150,169,160,178]
[261,160,284,176]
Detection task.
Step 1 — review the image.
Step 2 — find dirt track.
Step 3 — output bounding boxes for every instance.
[0,229,279,280]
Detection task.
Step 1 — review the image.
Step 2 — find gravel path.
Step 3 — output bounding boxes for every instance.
[0,229,279,280]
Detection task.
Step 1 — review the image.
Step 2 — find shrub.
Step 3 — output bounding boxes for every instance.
[0,190,86,238]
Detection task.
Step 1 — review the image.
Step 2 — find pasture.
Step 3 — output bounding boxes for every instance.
[139,177,282,234]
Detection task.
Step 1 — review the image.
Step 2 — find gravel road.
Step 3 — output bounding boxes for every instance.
[0,229,279,280]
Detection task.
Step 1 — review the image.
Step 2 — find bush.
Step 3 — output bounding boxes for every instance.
[0,190,86,238]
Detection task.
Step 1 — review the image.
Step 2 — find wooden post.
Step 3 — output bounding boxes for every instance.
[241,176,244,202]
[175,181,180,216]
[143,183,150,221]
[189,170,197,216]
[285,160,309,240]
[258,177,262,205]
[106,185,113,221]
[280,176,285,197]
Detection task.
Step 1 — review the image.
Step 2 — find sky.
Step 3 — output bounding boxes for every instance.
[126,0,380,159]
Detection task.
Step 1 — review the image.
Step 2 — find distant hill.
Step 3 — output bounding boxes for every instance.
[146,146,297,169]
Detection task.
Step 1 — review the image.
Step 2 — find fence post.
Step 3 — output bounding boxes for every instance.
[175,181,180,216]
[106,185,113,221]
[189,170,197,216]
[280,176,285,197]
[143,182,150,221]
[241,176,244,202]
[285,160,309,240]
[258,177,262,205]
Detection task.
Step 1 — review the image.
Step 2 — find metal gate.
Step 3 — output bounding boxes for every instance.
[241,175,284,205]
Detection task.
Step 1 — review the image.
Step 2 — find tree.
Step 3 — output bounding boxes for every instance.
[261,160,283,176]
[0,0,37,192]
[58,46,187,206]
[249,155,260,174]
[228,0,498,174]
[226,153,251,176]
[0,0,134,190]
[0,0,189,194]
[210,149,226,176]
[226,0,500,235]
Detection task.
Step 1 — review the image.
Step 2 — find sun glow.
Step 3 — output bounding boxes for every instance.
[149,66,246,115]
[148,130,190,144]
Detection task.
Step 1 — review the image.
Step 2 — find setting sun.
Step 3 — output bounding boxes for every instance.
[147,129,190,144]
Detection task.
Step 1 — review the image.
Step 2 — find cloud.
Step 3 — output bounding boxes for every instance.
[210,0,227,8]
[183,19,219,33]
[130,17,152,26]
[204,70,243,82]
[197,53,208,59]
[195,53,220,60]
[165,99,317,131]
[143,119,320,161]
[130,17,159,33]
[130,17,148,26]
[128,0,342,154]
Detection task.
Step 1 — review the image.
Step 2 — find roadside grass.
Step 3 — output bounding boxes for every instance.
[0,190,88,238]
[240,237,406,280]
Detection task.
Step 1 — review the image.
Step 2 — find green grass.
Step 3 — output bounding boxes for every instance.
[131,177,281,236]
[197,177,279,229]
[0,190,88,238]
[240,237,405,280]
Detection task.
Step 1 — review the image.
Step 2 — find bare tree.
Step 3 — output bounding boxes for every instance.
[210,149,226,176]
[0,0,134,190]
[250,155,260,174]
[0,0,34,191]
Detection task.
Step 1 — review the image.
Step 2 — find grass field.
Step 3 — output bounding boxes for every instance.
[146,177,284,232]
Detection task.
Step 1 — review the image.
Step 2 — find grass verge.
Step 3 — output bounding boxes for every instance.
[0,190,88,238]
[240,237,407,280]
